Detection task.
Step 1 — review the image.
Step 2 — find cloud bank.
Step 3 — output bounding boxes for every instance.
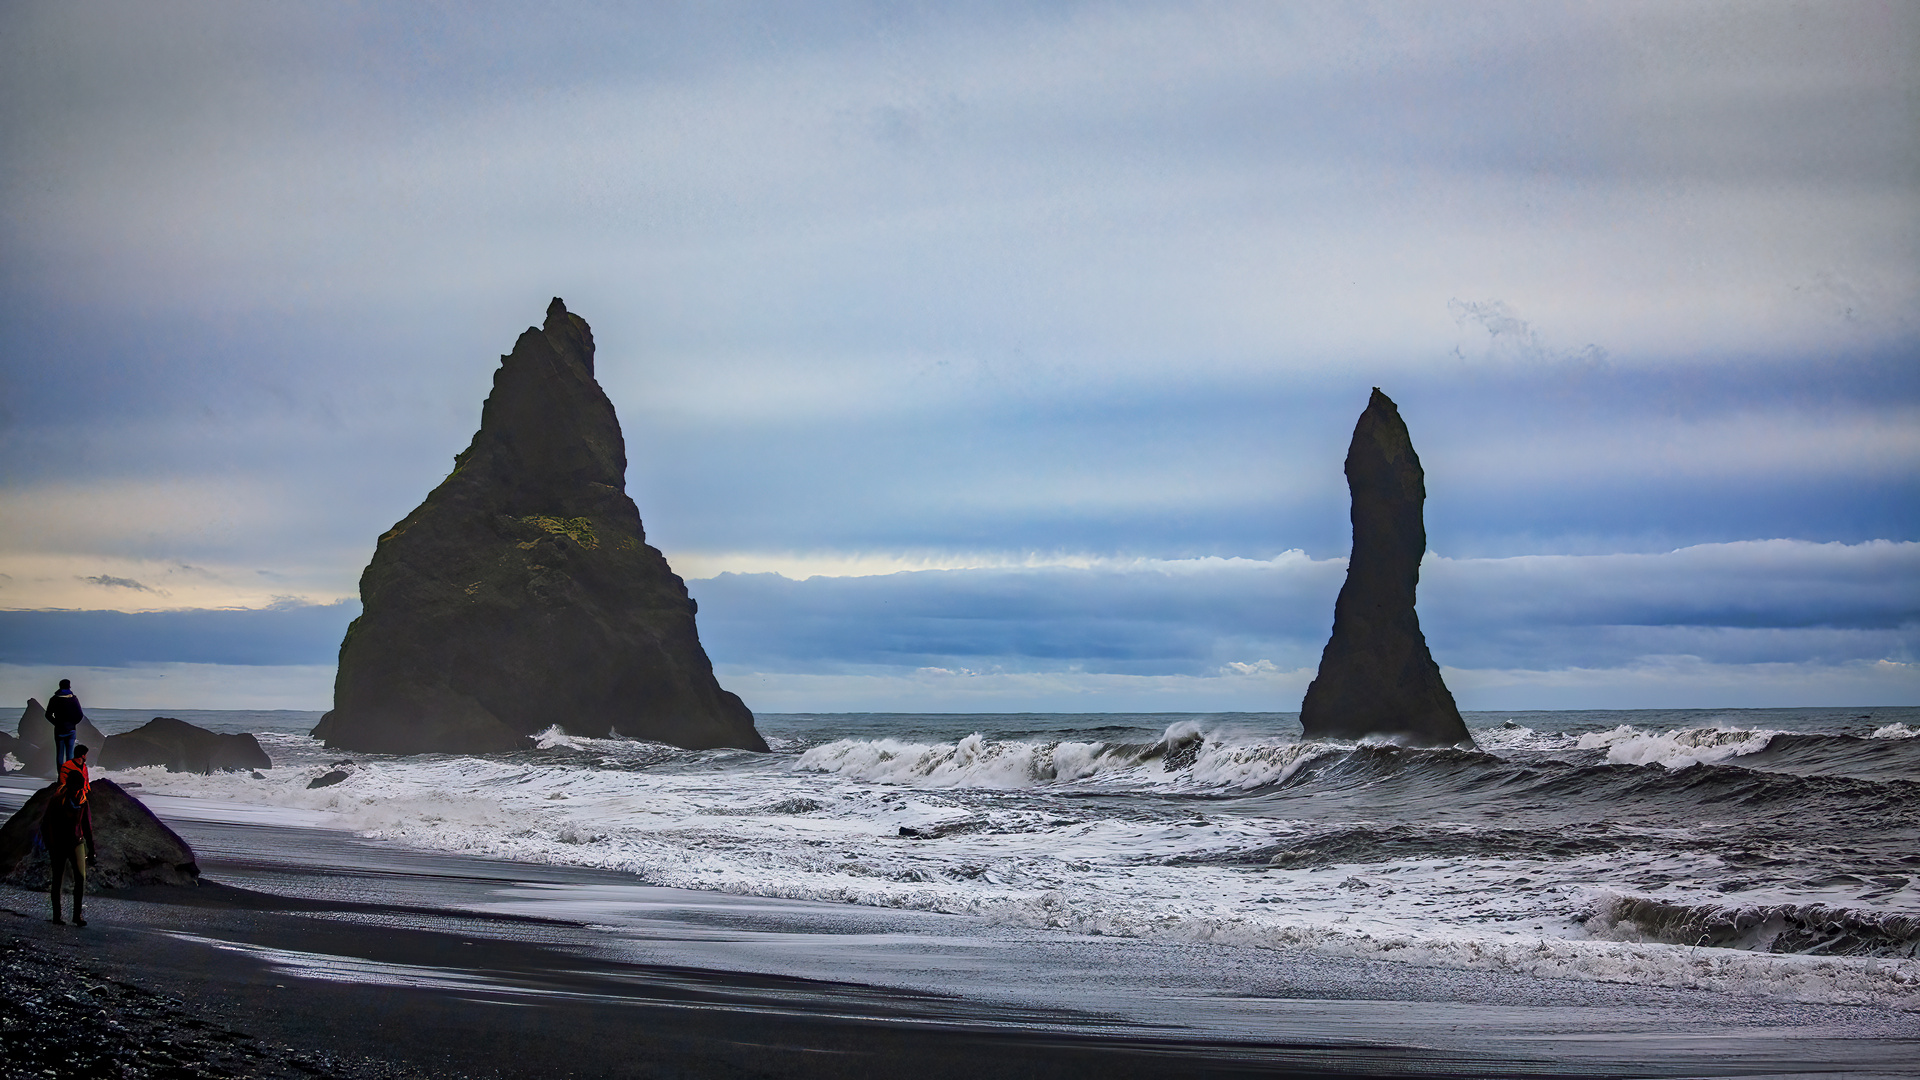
[4,541,1911,710]
[1,2,1914,710]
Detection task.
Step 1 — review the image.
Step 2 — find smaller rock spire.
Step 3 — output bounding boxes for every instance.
[1298,389,1469,745]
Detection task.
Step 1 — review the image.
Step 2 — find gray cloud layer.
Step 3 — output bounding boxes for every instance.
[6,543,1909,682]
[0,601,354,667]
[1,3,1914,708]
[691,541,1919,676]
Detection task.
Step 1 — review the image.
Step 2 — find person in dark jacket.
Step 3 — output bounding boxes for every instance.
[44,679,86,768]
[41,744,97,926]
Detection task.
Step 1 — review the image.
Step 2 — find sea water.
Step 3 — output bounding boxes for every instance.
[72,707,1920,1009]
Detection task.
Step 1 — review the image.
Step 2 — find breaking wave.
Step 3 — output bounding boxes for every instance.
[794,723,1347,791]
[1585,892,1920,958]
[86,707,1920,1010]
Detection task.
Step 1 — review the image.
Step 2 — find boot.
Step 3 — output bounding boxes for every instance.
[49,861,65,924]
[71,855,86,927]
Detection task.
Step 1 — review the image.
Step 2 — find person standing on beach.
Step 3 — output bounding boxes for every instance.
[41,744,97,927]
[45,679,86,767]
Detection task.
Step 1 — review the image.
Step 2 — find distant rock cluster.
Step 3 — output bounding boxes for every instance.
[102,717,271,774]
[9,702,269,778]
[7,699,107,778]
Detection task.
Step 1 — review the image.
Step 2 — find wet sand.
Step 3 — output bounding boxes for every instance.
[1,777,1913,1079]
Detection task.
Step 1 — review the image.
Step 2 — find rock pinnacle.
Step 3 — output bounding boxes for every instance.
[312,299,766,754]
[1299,388,1469,745]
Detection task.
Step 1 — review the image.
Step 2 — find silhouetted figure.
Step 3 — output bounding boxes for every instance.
[45,679,87,768]
[41,744,96,926]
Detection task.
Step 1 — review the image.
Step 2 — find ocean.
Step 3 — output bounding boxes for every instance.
[71,707,1920,1010]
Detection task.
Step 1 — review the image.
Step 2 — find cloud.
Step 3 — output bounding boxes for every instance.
[691,553,1338,676]
[79,574,153,593]
[3,1,1912,360]
[0,551,357,611]
[688,540,1917,679]
[709,657,1920,714]
[0,600,357,667]
[0,2,1913,716]
[717,665,1319,715]
[1444,658,1920,711]
[2,538,1906,676]
[1422,539,1920,633]
[0,540,1910,710]
[0,662,335,712]
[1447,298,1609,368]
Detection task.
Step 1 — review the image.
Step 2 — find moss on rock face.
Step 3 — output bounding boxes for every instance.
[310,298,765,756]
[518,514,599,549]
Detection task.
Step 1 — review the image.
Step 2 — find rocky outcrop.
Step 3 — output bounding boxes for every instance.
[100,717,272,774]
[1,779,200,889]
[13,699,109,779]
[311,298,766,755]
[1299,389,1470,746]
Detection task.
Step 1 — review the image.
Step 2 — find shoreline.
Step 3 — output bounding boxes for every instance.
[1,777,1916,1078]
[0,880,1487,1080]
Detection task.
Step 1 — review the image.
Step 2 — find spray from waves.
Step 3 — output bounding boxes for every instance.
[793,722,1354,792]
[1475,721,1784,768]
[790,721,1920,813]
[795,732,1125,788]
[1576,724,1778,769]
[104,724,1920,1011]
[1540,724,1920,787]
[1482,719,1920,779]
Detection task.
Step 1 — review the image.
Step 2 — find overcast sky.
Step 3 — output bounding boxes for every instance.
[2,1,1915,712]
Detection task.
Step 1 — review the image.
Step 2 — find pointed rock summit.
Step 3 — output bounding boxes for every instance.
[1299,389,1469,746]
[312,299,766,754]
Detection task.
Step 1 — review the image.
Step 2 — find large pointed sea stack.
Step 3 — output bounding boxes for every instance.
[1299,389,1469,746]
[312,299,766,755]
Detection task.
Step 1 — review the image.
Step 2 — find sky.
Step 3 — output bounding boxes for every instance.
[1,0,1915,713]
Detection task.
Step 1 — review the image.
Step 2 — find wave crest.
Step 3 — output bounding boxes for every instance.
[793,724,1364,792]
[1586,891,1920,958]
[794,732,1134,788]
[1576,724,1777,769]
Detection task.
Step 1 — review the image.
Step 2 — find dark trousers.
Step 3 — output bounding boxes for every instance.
[48,842,84,922]
[54,730,76,767]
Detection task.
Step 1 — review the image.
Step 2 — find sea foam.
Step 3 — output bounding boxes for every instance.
[1575,724,1778,769]
[97,713,1920,1012]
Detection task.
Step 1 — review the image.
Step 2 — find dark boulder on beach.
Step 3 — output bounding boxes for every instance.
[0,779,200,889]
[13,699,109,779]
[100,716,272,774]
[312,298,766,755]
[1299,389,1470,746]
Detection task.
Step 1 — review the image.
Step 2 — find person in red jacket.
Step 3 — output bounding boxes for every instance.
[41,744,97,926]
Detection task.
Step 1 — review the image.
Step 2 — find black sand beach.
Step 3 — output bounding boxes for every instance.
[1,776,1913,1079]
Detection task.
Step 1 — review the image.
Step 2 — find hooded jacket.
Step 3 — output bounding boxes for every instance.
[40,758,95,853]
[45,689,84,734]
